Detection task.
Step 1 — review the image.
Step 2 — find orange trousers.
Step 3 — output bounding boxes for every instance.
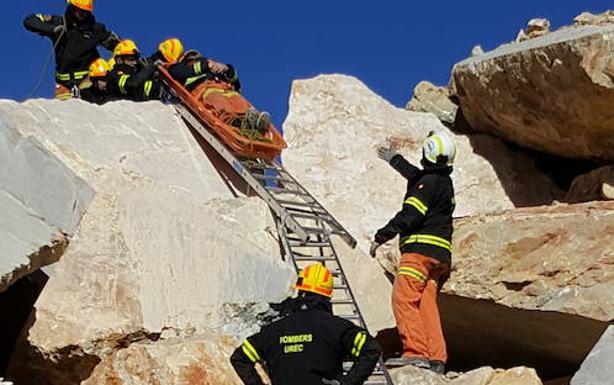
[192,81,252,127]
[392,252,450,363]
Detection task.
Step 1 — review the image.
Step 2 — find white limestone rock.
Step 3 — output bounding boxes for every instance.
[571,326,614,385]
[2,99,295,383]
[0,111,93,292]
[282,74,561,252]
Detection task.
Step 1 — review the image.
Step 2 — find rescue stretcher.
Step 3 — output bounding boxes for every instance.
[158,65,287,160]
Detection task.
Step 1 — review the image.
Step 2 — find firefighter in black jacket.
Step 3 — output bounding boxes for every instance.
[370,130,456,374]
[230,263,381,385]
[23,0,120,100]
[108,39,160,101]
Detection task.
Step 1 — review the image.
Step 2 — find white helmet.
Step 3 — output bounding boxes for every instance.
[422,130,456,166]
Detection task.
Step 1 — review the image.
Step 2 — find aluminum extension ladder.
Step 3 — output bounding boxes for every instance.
[172,102,393,385]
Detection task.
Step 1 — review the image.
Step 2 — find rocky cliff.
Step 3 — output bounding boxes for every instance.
[2,11,614,385]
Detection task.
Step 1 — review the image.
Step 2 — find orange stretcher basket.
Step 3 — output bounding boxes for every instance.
[158,65,287,160]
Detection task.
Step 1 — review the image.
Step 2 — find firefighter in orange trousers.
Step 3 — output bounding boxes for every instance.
[370,130,457,374]
[23,0,120,99]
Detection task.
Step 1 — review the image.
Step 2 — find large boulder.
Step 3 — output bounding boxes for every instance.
[448,201,614,321]
[282,74,562,251]
[392,365,543,385]
[1,99,295,384]
[406,81,458,126]
[565,165,614,203]
[0,115,93,293]
[452,25,614,161]
[571,325,614,385]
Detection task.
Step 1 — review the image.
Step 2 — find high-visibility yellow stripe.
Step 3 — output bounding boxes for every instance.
[243,339,260,362]
[118,74,129,95]
[400,234,451,251]
[433,135,444,157]
[56,71,89,81]
[36,14,45,22]
[242,345,258,363]
[351,332,367,357]
[144,80,153,97]
[193,61,202,75]
[398,267,428,283]
[404,196,428,215]
[185,74,207,87]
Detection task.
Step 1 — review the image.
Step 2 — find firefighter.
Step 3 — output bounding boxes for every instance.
[370,130,456,374]
[230,263,381,385]
[161,39,271,133]
[23,0,120,100]
[79,58,112,104]
[109,39,160,101]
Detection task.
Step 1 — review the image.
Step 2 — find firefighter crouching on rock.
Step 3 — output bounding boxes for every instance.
[23,0,120,100]
[107,39,160,101]
[79,58,112,104]
[230,263,381,385]
[159,38,272,134]
[370,130,456,374]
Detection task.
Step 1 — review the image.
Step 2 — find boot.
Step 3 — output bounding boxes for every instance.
[242,107,259,130]
[429,360,445,374]
[256,111,271,133]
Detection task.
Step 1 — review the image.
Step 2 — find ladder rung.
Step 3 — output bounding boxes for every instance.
[288,241,332,248]
[289,212,333,222]
[267,187,311,197]
[252,174,297,185]
[294,256,336,262]
[276,199,321,209]
[332,299,356,305]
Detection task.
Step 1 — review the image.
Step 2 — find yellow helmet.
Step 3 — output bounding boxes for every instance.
[113,39,139,57]
[295,263,334,298]
[67,0,94,11]
[107,57,115,69]
[88,58,110,78]
[159,38,184,64]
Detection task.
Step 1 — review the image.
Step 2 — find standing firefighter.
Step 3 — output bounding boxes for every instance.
[23,0,120,99]
[230,263,381,385]
[370,130,456,374]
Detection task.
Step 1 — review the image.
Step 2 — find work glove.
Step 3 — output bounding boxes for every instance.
[52,24,66,35]
[369,241,381,258]
[322,379,341,385]
[377,146,398,163]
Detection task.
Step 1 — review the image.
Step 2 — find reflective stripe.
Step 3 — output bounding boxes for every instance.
[118,74,130,95]
[398,267,428,283]
[56,71,89,81]
[36,14,45,22]
[193,61,202,75]
[144,80,153,97]
[202,87,240,99]
[351,332,367,357]
[433,134,444,157]
[404,196,428,215]
[185,74,208,87]
[242,339,260,362]
[400,234,451,251]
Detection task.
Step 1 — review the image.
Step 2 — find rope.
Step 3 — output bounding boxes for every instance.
[26,16,66,99]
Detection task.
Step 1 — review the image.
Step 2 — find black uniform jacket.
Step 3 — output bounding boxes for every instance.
[375,155,455,264]
[230,295,381,385]
[23,9,119,80]
[168,52,241,92]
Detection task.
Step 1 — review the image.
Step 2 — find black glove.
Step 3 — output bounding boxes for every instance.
[369,241,381,258]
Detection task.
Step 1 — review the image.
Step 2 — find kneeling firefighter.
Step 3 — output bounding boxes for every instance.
[230,263,382,385]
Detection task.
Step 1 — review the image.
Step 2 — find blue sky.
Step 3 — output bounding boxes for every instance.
[1,1,611,126]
